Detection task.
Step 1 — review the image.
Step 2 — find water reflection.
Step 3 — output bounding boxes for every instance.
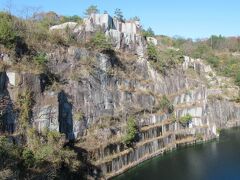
[114,128,240,180]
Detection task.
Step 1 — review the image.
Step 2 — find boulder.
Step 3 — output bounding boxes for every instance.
[147,37,158,46]
[50,22,78,31]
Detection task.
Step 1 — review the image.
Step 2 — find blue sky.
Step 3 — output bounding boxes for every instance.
[0,0,239,39]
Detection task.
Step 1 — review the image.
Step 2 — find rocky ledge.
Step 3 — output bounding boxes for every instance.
[1,13,240,179]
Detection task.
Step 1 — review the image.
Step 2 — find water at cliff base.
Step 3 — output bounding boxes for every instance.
[114,127,240,180]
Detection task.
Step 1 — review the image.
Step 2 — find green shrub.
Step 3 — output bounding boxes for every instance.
[191,44,211,59]
[114,8,125,21]
[47,130,62,145]
[0,136,22,172]
[61,15,83,24]
[149,48,184,74]
[216,128,222,134]
[159,95,174,113]
[161,49,184,67]
[0,137,9,160]
[0,12,17,48]
[235,71,240,86]
[207,94,223,101]
[22,149,35,168]
[142,27,155,37]
[196,133,203,140]
[206,56,220,68]
[74,112,83,121]
[170,114,177,123]
[26,129,80,173]
[147,43,159,61]
[33,52,47,65]
[179,113,192,126]
[123,117,138,146]
[17,90,33,133]
[89,31,111,51]
[84,5,99,16]
[33,11,60,29]
[49,30,66,45]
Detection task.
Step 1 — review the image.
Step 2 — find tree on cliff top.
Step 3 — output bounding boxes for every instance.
[0,12,17,48]
[114,8,125,22]
[84,5,99,16]
[142,27,155,37]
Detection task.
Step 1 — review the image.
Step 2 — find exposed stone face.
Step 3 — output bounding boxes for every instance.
[49,13,146,56]
[2,46,240,178]
[32,91,59,132]
[83,14,115,32]
[0,72,15,133]
[49,22,78,31]
[58,90,74,140]
[0,72,8,93]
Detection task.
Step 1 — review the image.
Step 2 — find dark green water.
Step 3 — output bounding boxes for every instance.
[114,128,240,180]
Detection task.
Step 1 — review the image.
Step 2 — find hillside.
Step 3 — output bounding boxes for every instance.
[1,9,240,179]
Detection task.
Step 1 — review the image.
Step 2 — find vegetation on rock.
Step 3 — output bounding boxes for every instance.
[123,117,138,146]
[84,5,100,16]
[0,12,17,48]
[17,90,33,134]
[142,27,155,37]
[114,8,125,21]
[159,95,174,113]
[1,4,240,179]
[169,35,240,87]
[147,43,183,74]
[0,129,80,179]
[89,31,112,51]
[33,52,48,65]
[147,42,159,61]
[179,114,192,127]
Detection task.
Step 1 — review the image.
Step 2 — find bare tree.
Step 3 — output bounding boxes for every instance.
[3,0,14,14]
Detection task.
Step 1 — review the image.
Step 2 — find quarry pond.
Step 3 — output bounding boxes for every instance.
[114,127,240,180]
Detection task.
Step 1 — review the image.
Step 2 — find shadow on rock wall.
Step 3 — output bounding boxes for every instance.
[0,72,15,134]
[58,90,75,140]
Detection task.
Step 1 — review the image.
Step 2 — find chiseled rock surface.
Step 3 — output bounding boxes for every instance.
[49,13,145,56]
[2,46,240,178]
[0,72,15,133]
[84,13,115,32]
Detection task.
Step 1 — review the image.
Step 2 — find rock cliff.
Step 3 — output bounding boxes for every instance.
[1,13,240,179]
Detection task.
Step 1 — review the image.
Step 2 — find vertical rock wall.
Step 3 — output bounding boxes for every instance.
[2,47,240,178]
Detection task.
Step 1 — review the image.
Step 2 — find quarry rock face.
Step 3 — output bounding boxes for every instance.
[2,46,240,178]
[50,13,146,56]
[0,72,15,133]
[1,14,240,179]
[83,13,115,32]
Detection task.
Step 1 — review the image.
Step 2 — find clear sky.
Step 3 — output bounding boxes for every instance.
[0,0,239,39]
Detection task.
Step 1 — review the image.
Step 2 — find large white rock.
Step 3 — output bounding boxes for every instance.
[84,13,114,32]
[147,37,158,46]
[49,13,145,55]
[106,29,144,56]
[105,29,121,49]
[50,22,78,31]
[6,72,16,86]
